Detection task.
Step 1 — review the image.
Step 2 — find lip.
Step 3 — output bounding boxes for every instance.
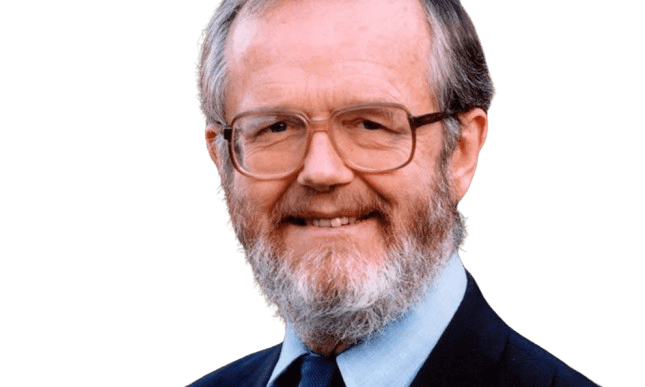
[281,209,385,249]
[311,216,354,228]
[284,216,379,241]
[284,211,376,228]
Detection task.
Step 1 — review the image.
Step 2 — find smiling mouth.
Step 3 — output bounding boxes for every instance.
[286,212,376,228]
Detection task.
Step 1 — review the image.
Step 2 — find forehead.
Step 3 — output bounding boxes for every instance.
[225,0,433,114]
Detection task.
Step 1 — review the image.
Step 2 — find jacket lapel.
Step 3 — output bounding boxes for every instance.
[410,272,509,387]
[228,344,282,387]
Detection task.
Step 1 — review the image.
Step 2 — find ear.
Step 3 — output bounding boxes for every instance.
[205,124,223,171]
[449,108,488,203]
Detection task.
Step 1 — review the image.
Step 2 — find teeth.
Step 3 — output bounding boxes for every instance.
[311,216,355,228]
[317,219,331,227]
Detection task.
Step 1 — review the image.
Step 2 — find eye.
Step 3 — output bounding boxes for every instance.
[360,120,386,130]
[267,122,288,133]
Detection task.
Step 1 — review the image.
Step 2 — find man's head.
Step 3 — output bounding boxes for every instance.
[199,0,492,354]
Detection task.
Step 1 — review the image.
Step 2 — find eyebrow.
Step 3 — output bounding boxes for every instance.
[236,98,404,116]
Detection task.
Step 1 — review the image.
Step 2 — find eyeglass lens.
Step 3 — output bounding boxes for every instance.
[231,106,414,177]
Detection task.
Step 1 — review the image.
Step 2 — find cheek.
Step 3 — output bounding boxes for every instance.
[360,166,435,212]
[232,177,292,218]
[415,127,444,160]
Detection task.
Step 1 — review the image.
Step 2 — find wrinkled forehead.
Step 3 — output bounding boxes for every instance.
[227,0,431,72]
[224,0,433,115]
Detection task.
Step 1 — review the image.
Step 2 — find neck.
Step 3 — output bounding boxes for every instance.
[306,340,353,357]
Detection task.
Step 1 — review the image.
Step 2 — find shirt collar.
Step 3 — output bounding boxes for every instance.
[267,252,467,387]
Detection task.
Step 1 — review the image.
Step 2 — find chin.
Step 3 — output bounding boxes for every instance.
[245,229,454,348]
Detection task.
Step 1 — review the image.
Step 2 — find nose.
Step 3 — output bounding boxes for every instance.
[297,132,354,191]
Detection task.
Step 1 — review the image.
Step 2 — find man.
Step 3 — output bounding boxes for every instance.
[190,0,598,386]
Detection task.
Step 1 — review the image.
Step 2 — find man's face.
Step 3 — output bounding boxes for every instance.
[213,0,467,349]
[224,0,444,264]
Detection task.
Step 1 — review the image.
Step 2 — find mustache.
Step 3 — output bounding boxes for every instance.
[270,186,392,223]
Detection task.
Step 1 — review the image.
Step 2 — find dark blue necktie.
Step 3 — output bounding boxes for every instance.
[299,354,342,387]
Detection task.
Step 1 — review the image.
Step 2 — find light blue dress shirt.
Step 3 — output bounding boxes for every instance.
[266,253,467,387]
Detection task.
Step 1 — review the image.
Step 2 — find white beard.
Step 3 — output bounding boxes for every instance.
[231,167,462,348]
[246,232,454,347]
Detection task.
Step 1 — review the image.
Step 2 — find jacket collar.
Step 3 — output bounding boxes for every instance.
[241,273,510,387]
[410,272,509,386]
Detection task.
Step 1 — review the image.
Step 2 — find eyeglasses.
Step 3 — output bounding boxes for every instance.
[220,103,453,180]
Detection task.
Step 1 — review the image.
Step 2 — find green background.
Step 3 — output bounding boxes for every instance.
[0,0,645,387]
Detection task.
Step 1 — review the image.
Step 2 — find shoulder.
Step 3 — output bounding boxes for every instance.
[412,272,599,387]
[187,344,282,387]
[494,322,598,386]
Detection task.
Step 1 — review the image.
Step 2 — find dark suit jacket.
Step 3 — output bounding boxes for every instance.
[189,273,598,386]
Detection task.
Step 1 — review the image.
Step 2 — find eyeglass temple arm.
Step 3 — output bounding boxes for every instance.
[211,120,233,141]
[411,105,490,128]
[223,127,232,140]
[410,111,452,129]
